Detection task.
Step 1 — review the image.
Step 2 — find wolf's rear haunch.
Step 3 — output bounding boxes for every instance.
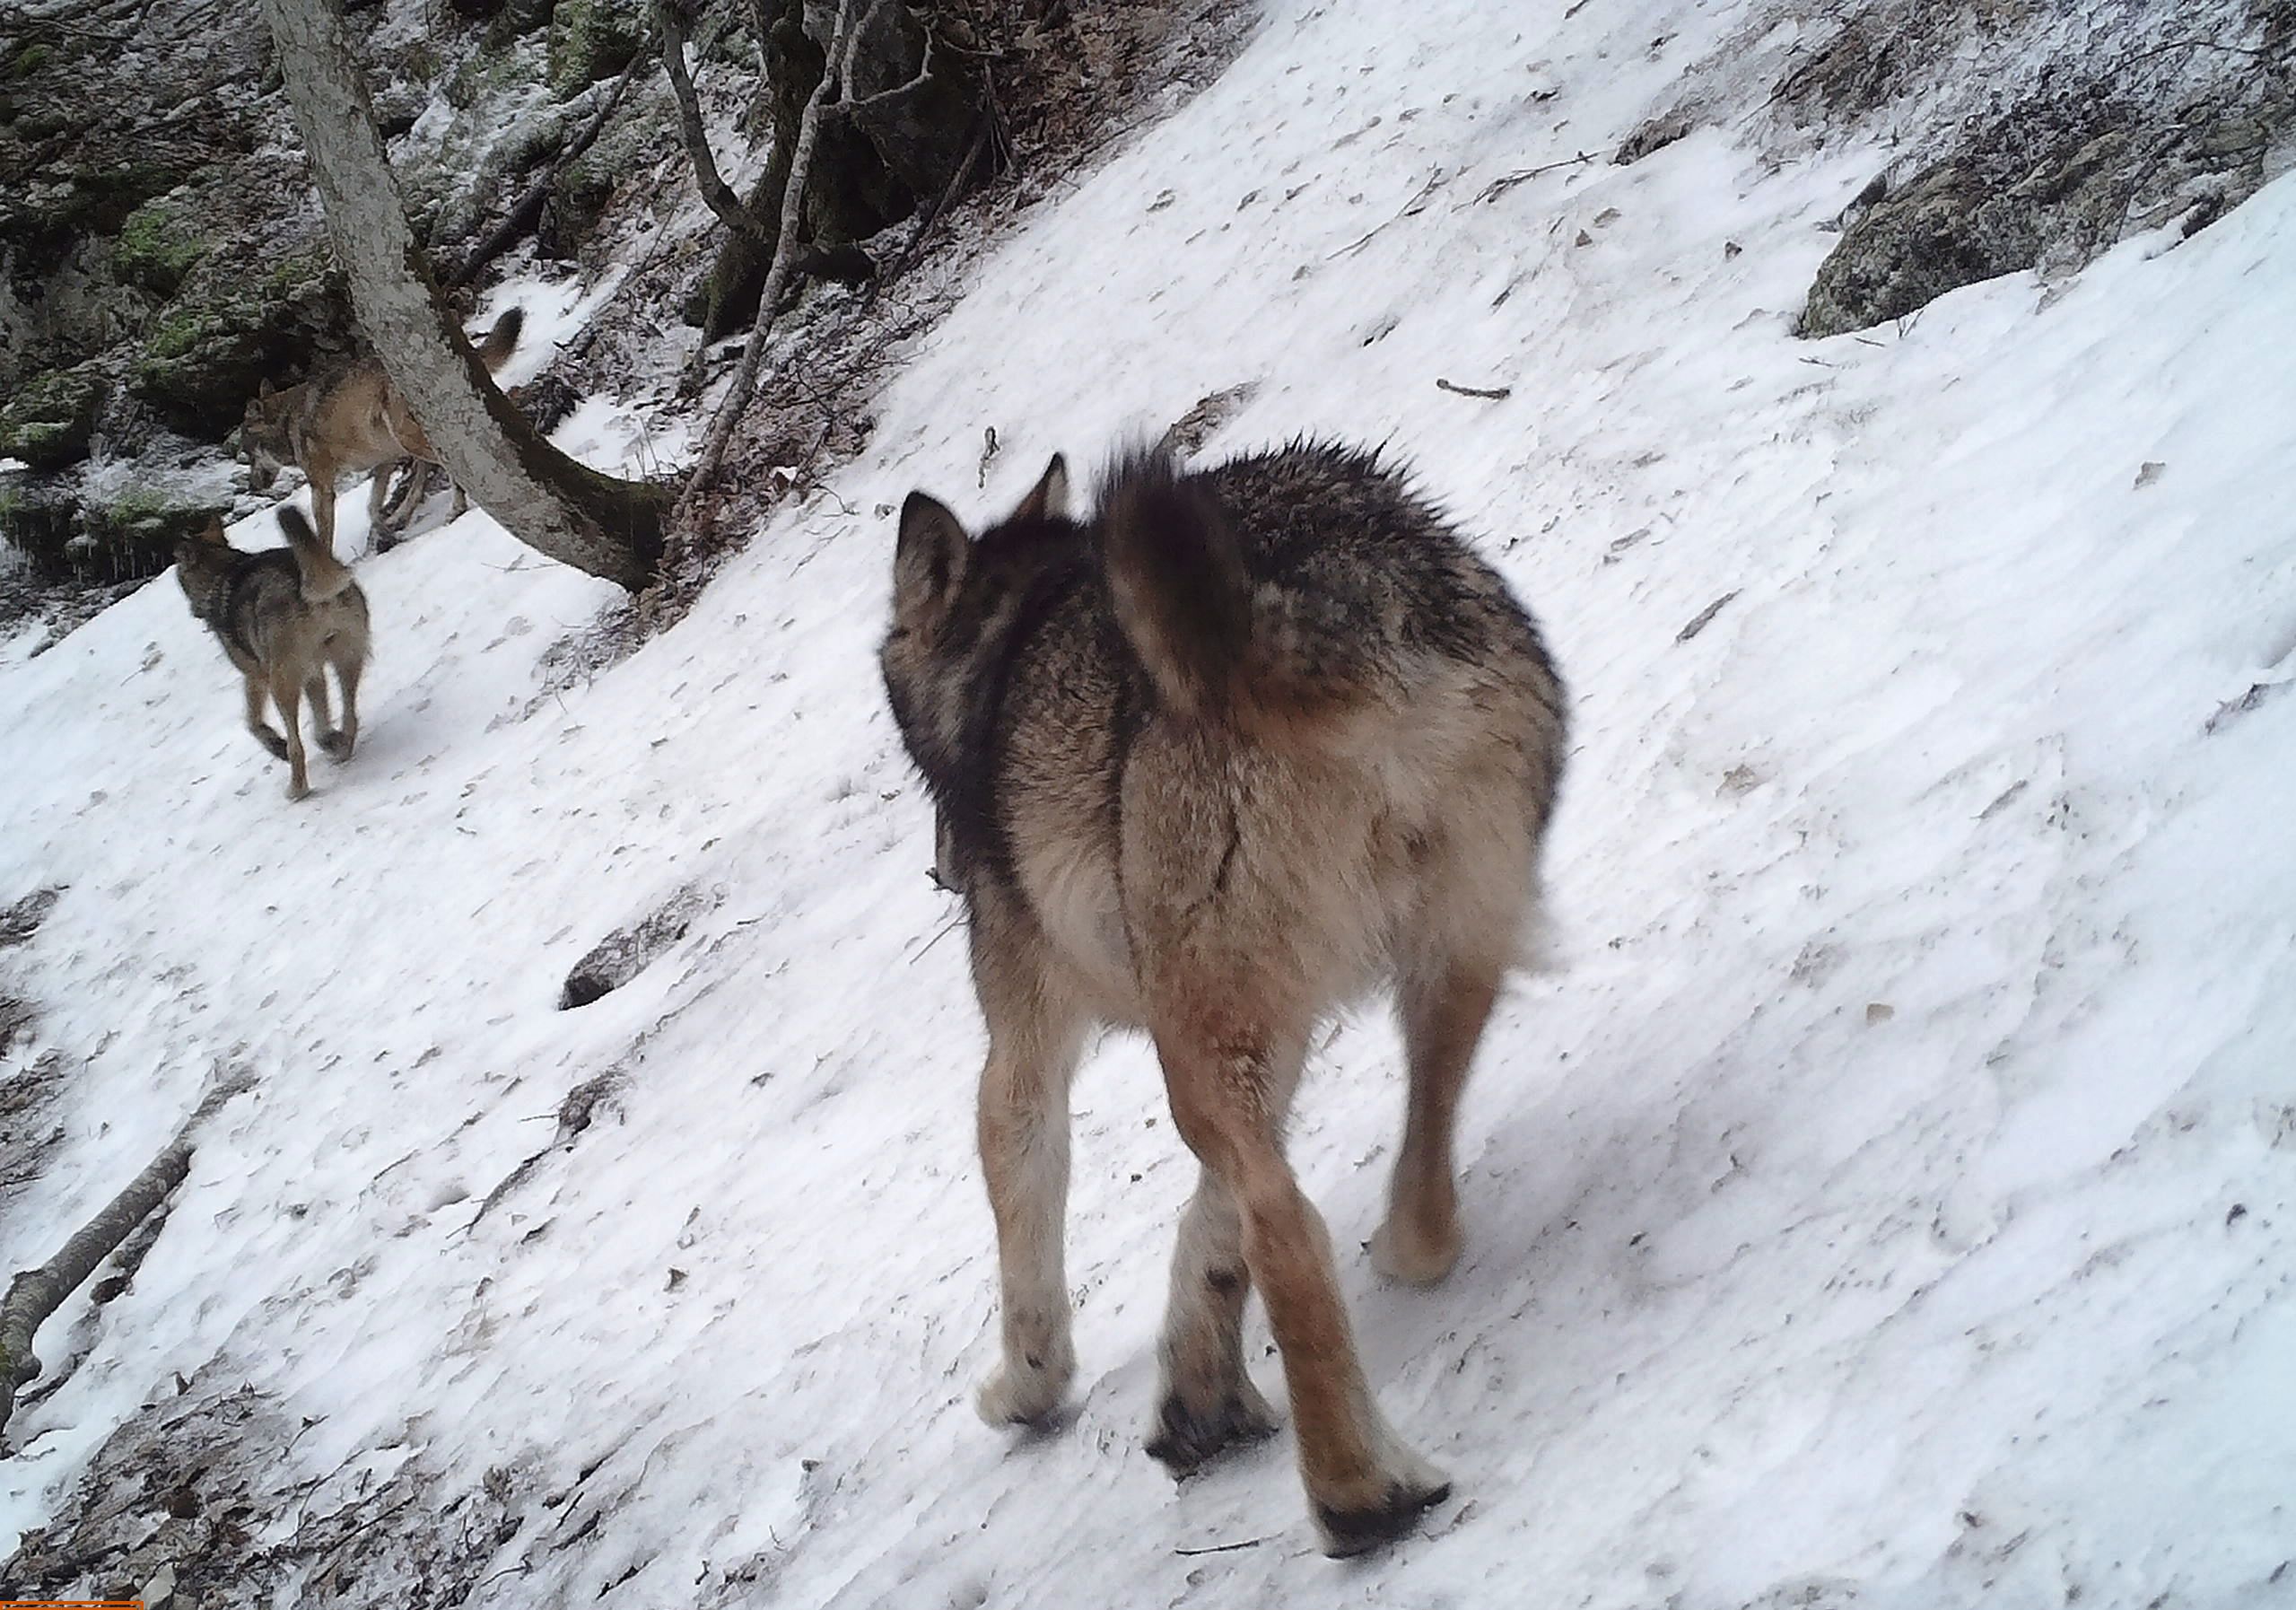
[881,440,1566,1555]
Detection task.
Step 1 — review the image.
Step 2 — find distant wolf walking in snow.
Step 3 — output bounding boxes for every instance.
[176,506,371,801]
[880,441,1567,1553]
[240,304,523,555]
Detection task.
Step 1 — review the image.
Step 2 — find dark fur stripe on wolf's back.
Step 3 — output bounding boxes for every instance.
[214,550,301,662]
[886,441,1565,896]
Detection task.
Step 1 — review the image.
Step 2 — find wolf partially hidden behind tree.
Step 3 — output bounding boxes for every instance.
[176,507,370,802]
[880,441,1568,1553]
[240,306,523,555]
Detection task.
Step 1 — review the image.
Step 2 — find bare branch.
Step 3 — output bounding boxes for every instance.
[450,44,655,287]
[656,0,776,249]
[676,0,878,525]
[1,1070,252,1442]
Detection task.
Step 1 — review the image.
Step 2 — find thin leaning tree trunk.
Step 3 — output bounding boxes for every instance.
[0,1142,190,1439]
[0,1070,252,1441]
[261,0,668,591]
[676,0,880,524]
[657,0,775,249]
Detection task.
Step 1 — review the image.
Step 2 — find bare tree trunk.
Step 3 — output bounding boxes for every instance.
[674,0,867,523]
[657,0,774,249]
[0,1071,251,1442]
[0,1143,188,1440]
[260,0,668,591]
[448,42,656,289]
[688,0,994,341]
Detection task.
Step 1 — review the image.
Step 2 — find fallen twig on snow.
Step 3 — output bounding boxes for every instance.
[1471,150,1599,205]
[1173,1535,1270,1556]
[1331,168,1448,257]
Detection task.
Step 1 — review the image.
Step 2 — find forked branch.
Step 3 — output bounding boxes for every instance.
[675,0,890,525]
[656,0,776,249]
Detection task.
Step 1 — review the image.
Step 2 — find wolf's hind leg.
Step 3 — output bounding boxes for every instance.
[972,897,1088,1426]
[1371,949,1504,1286]
[305,671,336,751]
[268,669,310,800]
[1157,1018,1447,1553]
[1147,1165,1278,1474]
[367,465,397,544]
[328,651,362,760]
[1374,818,1527,1286]
[242,678,289,761]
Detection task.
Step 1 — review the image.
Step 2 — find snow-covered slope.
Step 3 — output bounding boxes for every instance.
[4,1,2292,1604]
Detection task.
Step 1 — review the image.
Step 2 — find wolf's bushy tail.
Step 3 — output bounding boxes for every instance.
[476,305,524,371]
[1101,449,1249,720]
[277,505,354,602]
[1101,448,1367,724]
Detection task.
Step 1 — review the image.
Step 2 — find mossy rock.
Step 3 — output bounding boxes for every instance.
[446,39,541,110]
[0,155,196,277]
[0,365,106,471]
[76,488,222,582]
[547,0,645,99]
[125,249,354,440]
[0,480,84,582]
[543,108,652,258]
[112,198,209,300]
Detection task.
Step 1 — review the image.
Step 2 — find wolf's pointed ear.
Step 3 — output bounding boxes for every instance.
[196,516,228,546]
[258,378,274,399]
[1009,454,1069,523]
[895,492,970,617]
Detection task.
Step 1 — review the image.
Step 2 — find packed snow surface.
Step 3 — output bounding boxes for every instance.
[4,0,2292,1605]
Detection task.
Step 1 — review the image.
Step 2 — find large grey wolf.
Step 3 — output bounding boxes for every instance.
[176,506,370,801]
[880,442,1567,1553]
[240,306,523,554]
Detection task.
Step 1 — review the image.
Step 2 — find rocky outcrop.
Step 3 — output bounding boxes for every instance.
[0,365,104,470]
[1783,3,2296,336]
[1803,66,2296,337]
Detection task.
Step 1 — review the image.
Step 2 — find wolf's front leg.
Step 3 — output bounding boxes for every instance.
[975,1036,1083,1423]
[970,905,1087,1427]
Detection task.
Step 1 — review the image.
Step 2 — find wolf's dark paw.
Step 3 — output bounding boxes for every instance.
[252,726,291,761]
[1313,1474,1452,1557]
[319,729,354,761]
[1145,1382,1279,1474]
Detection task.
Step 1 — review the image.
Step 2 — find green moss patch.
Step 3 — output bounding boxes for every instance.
[0,366,106,471]
[113,199,209,300]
